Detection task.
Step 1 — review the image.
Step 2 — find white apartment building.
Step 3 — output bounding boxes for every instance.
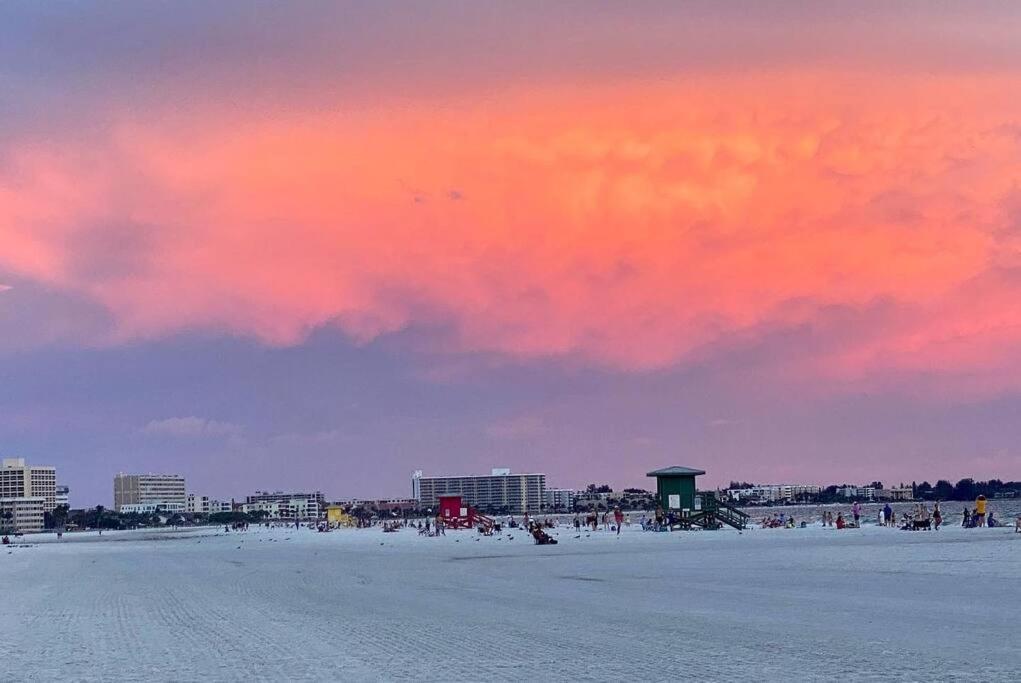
[119,502,187,514]
[113,473,187,512]
[412,469,546,513]
[243,491,325,520]
[544,488,577,511]
[0,497,46,534]
[727,484,822,503]
[186,494,233,514]
[838,486,876,501]
[1,458,57,511]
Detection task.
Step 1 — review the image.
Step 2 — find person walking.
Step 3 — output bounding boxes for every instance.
[613,507,624,536]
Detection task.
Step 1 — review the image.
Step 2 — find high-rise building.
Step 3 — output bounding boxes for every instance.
[1,458,57,511]
[113,473,186,512]
[412,469,546,513]
[55,485,70,509]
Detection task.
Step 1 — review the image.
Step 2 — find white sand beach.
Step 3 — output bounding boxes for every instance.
[3,523,1019,681]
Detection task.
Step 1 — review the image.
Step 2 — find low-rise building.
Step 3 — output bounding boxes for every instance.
[0,496,46,534]
[243,491,325,520]
[727,484,822,503]
[185,493,230,514]
[544,488,576,512]
[838,486,875,501]
[119,502,187,514]
[875,487,913,501]
[342,498,418,514]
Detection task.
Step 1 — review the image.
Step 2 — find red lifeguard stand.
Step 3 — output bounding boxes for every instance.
[437,495,493,530]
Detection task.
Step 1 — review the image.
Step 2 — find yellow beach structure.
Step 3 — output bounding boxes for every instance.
[326,505,356,527]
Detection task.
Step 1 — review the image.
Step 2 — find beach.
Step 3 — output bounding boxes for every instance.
[3,522,1019,681]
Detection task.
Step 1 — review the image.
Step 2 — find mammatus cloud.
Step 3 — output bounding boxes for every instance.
[2,74,1021,392]
[142,416,243,439]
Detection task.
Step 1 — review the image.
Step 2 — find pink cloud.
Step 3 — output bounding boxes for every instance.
[2,73,1021,392]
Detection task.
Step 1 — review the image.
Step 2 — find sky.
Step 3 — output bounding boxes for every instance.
[2,2,1021,507]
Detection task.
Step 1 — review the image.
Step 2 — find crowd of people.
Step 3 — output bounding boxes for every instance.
[749,494,1021,532]
[570,508,628,534]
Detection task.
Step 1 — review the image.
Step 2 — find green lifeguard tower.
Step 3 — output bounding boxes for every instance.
[646,465,748,530]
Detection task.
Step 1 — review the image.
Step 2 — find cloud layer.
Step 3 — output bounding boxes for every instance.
[3,5,1021,398]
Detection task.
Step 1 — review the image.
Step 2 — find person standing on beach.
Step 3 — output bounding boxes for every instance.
[932,502,942,530]
[851,501,862,527]
[975,495,987,527]
[614,507,624,536]
[883,503,893,527]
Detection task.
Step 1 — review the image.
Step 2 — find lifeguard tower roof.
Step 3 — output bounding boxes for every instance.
[646,466,705,477]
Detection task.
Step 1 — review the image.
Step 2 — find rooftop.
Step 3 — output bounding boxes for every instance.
[646,466,706,478]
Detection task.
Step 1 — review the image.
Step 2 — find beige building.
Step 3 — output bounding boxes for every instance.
[1,458,57,511]
[114,473,187,512]
[0,497,46,534]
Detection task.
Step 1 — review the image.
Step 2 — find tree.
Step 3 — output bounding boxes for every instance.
[953,478,977,501]
[932,480,953,500]
[45,504,70,530]
[915,481,933,499]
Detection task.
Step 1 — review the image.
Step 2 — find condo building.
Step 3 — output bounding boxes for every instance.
[1,458,57,512]
[113,473,187,512]
[243,491,326,520]
[0,497,46,534]
[412,468,546,513]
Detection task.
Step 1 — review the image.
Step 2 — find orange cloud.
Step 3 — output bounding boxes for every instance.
[2,73,1020,388]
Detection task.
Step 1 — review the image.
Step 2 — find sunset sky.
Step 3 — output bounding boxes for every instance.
[3,2,1021,506]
